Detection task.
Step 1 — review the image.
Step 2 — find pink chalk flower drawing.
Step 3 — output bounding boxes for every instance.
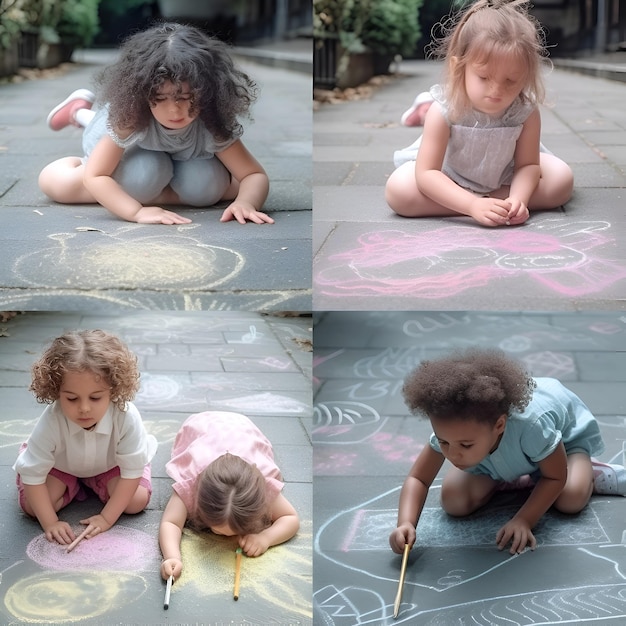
[315,219,626,298]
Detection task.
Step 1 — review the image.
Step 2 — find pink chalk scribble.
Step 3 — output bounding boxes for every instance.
[315,220,626,298]
[26,525,160,572]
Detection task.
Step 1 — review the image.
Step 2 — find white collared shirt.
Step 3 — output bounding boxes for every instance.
[14,401,157,484]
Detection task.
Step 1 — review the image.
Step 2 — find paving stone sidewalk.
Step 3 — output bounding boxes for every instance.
[313,310,626,625]
[0,311,313,625]
[313,60,626,311]
[0,47,312,311]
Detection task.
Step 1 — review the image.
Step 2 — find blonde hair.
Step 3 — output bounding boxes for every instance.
[192,453,271,535]
[30,330,140,411]
[430,0,547,121]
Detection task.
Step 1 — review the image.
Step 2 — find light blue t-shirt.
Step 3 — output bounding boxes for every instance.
[429,377,605,482]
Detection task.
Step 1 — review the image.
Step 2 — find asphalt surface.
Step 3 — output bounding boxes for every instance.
[0,44,312,311]
[0,311,312,625]
[313,59,626,311]
[313,310,626,625]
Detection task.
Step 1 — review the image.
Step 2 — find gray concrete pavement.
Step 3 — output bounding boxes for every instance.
[313,311,626,625]
[313,60,626,311]
[0,45,311,311]
[0,311,312,625]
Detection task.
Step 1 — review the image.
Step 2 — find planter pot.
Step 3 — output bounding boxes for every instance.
[373,53,394,75]
[0,39,19,77]
[18,32,63,69]
[336,47,374,89]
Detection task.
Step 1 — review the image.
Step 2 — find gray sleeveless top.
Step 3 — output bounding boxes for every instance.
[431,84,536,194]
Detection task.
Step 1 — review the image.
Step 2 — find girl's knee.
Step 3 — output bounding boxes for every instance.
[170,158,231,206]
[441,485,475,517]
[124,486,151,514]
[114,150,173,203]
[554,483,592,514]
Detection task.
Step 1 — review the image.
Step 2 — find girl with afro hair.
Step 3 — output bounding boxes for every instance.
[389,348,624,556]
[39,22,271,225]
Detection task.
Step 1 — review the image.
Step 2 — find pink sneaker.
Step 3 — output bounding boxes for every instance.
[401,91,434,127]
[46,88,95,131]
[592,460,626,496]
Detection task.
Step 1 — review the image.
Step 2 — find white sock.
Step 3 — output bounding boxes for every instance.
[75,108,96,128]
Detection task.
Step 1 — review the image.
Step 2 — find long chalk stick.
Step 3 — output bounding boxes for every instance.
[164,574,173,610]
[233,547,242,600]
[393,544,411,619]
[65,527,91,553]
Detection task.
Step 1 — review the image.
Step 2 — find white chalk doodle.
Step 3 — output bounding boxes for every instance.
[314,486,626,624]
[313,402,385,443]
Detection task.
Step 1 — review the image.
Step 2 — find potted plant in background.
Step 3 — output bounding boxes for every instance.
[17,0,63,69]
[56,0,99,62]
[360,0,422,74]
[314,0,423,89]
[0,0,24,77]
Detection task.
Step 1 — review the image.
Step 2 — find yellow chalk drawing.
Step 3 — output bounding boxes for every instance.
[14,235,245,290]
[3,571,147,623]
[178,520,312,619]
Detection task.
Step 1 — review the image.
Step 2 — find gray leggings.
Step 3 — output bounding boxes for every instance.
[82,111,230,206]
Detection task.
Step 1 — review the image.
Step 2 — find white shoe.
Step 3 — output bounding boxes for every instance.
[592,461,626,496]
[393,134,422,168]
[400,91,434,126]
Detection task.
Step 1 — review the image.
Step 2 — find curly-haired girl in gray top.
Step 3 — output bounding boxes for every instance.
[39,23,272,225]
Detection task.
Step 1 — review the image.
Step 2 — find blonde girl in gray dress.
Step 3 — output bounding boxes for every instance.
[385,0,573,227]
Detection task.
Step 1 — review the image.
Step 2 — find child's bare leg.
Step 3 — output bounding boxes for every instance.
[553,452,593,514]
[39,157,96,204]
[21,474,68,516]
[106,476,150,514]
[528,153,574,209]
[385,161,459,217]
[441,466,498,516]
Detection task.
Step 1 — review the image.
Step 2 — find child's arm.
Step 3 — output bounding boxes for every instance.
[216,140,273,225]
[23,483,76,544]
[496,442,568,554]
[83,135,192,225]
[79,477,141,538]
[415,105,511,227]
[506,108,541,222]
[239,492,299,557]
[389,445,444,553]
[159,492,188,581]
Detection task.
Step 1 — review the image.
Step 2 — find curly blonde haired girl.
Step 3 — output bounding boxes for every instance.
[15,330,157,547]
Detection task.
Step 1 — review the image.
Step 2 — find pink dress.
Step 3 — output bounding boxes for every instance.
[165,411,284,515]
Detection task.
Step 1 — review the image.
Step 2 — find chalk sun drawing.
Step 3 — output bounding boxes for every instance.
[3,571,148,623]
[26,525,160,571]
[177,522,312,619]
[315,219,626,299]
[13,229,245,290]
[313,402,386,444]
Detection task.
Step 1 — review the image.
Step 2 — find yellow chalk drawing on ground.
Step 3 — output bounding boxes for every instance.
[3,571,147,623]
[14,234,245,290]
[178,520,312,619]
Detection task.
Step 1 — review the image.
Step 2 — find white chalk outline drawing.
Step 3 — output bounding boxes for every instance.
[314,486,626,624]
[2,224,306,310]
[313,402,387,444]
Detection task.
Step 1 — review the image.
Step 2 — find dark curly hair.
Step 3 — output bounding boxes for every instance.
[402,348,535,424]
[30,330,140,411]
[94,22,257,143]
